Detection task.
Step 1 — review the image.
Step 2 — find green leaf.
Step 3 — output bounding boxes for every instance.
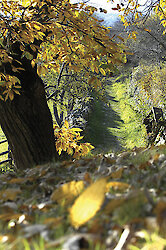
[22,52,33,60]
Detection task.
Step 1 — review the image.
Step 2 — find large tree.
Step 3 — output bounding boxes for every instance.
[0,0,124,169]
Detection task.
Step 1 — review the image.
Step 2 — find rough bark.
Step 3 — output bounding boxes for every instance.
[0,78,57,169]
[0,43,57,169]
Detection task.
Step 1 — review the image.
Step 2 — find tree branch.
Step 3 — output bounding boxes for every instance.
[46,62,66,101]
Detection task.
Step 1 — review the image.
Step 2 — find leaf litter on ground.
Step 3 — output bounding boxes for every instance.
[0,145,166,249]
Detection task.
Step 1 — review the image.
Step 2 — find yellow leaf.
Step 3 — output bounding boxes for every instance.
[67,147,73,155]
[0,188,21,201]
[37,65,47,76]
[144,28,151,32]
[100,68,106,76]
[20,45,25,51]
[13,89,20,95]
[64,120,69,129]
[51,181,84,205]
[71,127,82,132]
[37,32,45,39]
[106,182,130,192]
[69,178,107,228]
[30,44,37,52]
[120,15,125,23]
[8,90,14,101]
[135,13,139,19]
[21,0,31,7]
[75,10,79,17]
[31,59,36,68]
[33,24,41,31]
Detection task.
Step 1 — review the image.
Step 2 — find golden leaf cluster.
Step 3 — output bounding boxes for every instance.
[0,74,21,101]
[54,120,94,158]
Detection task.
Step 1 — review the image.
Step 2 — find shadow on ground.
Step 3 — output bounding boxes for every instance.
[85,94,124,153]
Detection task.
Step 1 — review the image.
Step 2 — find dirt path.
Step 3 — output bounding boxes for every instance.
[85,95,123,153]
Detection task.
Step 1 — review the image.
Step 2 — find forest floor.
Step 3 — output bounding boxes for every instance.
[0,79,166,249]
[0,145,166,249]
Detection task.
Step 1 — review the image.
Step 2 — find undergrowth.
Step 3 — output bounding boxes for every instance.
[106,74,147,149]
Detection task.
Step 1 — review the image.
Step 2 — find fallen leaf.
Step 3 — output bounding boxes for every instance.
[104,198,125,215]
[152,153,160,162]
[155,201,166,236]
[0,234,15,243]
[69,178,107,228]
[106,182,130,192]
[145,217,159,231]
[8,177,33,184]
[111,168,123,178]
[84,172,92,184]
[44,217,62,227]
[0,189,21,201]
[51,181,84,205]
[139,161,151,170]
[0,213,22,221]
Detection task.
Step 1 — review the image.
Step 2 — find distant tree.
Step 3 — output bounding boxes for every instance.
[130,62,166,113]
[111,16,166,66]
[110,0,166,66]
[111,0,166,33]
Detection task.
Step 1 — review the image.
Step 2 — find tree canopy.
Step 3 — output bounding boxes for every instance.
[0,0,125,101]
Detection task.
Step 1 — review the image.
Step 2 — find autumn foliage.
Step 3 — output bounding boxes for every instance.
[0,0,127,168]
[0,0,166,249]
[111,0,166,34]
[0,0,125,101]
[54,120,94,158]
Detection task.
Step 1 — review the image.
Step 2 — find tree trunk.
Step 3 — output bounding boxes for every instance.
[0,52,57,169]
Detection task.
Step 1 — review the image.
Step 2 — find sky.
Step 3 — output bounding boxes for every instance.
[87,0,119,25]
[70,0,119,13]
[86,0,117,13]
[71,0,120,25]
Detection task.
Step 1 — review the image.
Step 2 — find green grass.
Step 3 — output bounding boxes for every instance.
[106,75,147,149]
[0,127,8,163]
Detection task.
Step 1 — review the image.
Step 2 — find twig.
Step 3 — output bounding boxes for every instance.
[113,226,130,250]
[46,62,66,101]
